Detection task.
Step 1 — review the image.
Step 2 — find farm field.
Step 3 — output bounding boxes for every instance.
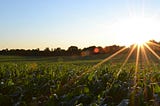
[2,0,160,106]
[0,56,160,106]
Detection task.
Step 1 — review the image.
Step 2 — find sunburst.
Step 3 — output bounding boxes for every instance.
[64,41,160,93]
[61,1,160,104]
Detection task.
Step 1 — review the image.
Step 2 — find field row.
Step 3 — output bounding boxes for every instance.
[0,62,160,106]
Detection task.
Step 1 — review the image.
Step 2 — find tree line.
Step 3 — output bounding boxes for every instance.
[0,40,159,57]
[0,45,124,56]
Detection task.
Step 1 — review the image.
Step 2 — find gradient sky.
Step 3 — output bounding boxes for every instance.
[1,0,160,50]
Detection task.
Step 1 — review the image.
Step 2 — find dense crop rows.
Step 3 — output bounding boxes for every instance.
[0,62,160,106]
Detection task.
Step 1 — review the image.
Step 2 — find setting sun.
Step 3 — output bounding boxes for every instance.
[136,40,147,47]
[108,16,160,46]
[1,1,160,105]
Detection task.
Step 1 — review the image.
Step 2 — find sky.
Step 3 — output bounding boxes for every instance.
[1,0,160,50]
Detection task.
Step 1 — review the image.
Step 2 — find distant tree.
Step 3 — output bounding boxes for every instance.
[1,40,159,57]
[97,46,105,54]
[82,46,96,55]
[53,47,66,56]
[44,47,50,52]
[67,46,80,56]
[43,47,51,56]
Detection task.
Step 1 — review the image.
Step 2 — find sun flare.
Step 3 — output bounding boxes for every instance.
[135,38,148,47]
[108,16,160,46]
[136,42,145,47]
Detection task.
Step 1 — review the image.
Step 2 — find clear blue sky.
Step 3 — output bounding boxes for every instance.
[1,0,160,50]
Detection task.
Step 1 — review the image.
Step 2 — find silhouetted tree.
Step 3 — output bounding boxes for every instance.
[53,48,66,56]
[0,40,158,57]
[67,46,80,56]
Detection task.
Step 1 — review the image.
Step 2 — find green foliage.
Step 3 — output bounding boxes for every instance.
[0,62,159,105]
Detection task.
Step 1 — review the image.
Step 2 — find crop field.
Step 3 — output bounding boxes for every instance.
[0,56,160,106]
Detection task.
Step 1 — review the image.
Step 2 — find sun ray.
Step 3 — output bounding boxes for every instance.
[63,47,127,88]
[90,47,127,70]
[121,45,137,67]
[117,44,136,76]
[62,41,159,97]
[148,41,160,48]
[146,41,160,64]
[134,44,140,86]
[76,47,127,80]
[140,44,149,65]
[144,43,160,60]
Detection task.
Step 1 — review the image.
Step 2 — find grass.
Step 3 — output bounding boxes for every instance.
[0,53,125,63]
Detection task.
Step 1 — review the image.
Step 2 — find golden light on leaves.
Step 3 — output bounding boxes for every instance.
[65,40,160,89]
